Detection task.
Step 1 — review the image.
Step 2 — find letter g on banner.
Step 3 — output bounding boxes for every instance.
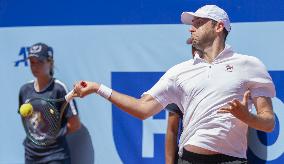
[111,72,166,164]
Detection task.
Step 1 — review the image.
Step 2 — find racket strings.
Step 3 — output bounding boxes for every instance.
[41,103,59,136]
[41,101,62,138]
[23,98,63,146]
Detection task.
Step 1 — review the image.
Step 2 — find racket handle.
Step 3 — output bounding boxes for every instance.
[65,81,87,102]
[65,90,75,102]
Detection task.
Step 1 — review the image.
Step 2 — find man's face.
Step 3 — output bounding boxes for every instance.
[189,17,216,50]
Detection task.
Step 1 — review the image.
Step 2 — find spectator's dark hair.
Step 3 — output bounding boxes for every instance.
[47,58,54,76]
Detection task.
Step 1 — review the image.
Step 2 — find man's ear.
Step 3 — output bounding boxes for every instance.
[216,21,225,33]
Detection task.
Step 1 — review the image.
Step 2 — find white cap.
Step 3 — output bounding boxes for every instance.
[181,5,231,32]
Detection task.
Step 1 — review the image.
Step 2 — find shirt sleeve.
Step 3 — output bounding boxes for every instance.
[245,56,275,98]
[142,69,180,108]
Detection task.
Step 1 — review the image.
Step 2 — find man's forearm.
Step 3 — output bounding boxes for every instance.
[109,90,163,120]
[245,111,275,132]
[74,82,163,120]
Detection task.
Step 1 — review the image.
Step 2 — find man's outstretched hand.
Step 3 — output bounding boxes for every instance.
[218,90,251,122]
[73,81,99,98]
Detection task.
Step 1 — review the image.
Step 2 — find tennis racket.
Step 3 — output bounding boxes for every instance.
[20,81,87,146]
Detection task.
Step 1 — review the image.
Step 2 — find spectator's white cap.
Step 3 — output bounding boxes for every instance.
[181,5,231,32]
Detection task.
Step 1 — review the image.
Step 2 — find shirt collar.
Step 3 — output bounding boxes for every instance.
[193,51,203,64]
[193,44,234,64]
[33,78,55,93]
[213,44,234,63]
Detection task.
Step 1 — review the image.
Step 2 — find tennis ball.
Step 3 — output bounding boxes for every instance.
[20,103,33,117]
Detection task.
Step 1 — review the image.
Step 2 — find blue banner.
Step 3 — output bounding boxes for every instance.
[0,0,284,27]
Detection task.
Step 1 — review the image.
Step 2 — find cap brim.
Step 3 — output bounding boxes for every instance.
[26,54,46,61]
[181,12,213,25]
[181,12,196,25]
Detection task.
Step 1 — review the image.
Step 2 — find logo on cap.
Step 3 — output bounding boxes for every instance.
[29,45,43,54]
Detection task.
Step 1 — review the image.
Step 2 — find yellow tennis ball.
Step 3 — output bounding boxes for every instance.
[20,103,33,117]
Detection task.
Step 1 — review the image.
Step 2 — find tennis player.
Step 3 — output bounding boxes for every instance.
[74,5,275,164]
[19,43,81,164]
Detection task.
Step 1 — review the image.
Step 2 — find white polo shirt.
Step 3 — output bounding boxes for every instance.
[143,45,275,158]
